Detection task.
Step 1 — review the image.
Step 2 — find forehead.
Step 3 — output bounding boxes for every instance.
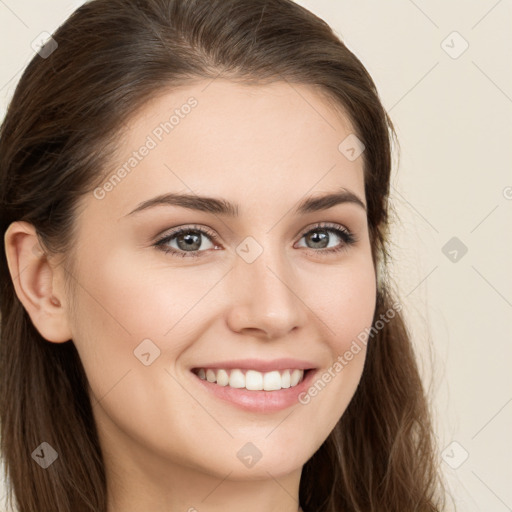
[86,79,365,221]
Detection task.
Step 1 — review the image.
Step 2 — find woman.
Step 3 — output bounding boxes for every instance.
[0,0,446,510]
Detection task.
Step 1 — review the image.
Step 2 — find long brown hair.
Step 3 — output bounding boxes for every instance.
[0,0,445,510]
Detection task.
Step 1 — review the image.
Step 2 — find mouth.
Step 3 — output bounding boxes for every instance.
[189,365,318,413]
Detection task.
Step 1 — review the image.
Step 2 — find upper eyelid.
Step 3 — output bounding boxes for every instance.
[299,222,352,237]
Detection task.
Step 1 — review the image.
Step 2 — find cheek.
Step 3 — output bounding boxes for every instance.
[67,250,180,396]
[333,267,376,352]
[309,252,377,353]
[71,247,215,345]
[295,252,376,427]
[330,255,376,383]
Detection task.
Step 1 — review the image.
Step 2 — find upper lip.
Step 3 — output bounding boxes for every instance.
[191,358,317,372]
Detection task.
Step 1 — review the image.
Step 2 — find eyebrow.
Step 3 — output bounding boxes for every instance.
[125,187,366,218]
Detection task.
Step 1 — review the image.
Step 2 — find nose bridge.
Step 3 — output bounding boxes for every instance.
[227,236,305,337]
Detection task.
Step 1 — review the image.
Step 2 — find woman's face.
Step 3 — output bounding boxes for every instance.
[61,80,376,486]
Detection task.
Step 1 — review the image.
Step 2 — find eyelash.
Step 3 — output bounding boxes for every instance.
[153,222,357,259]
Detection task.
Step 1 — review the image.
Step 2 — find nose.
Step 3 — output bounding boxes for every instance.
[225,242,307,340]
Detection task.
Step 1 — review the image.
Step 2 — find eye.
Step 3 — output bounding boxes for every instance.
[153,222,357,258]
[154,225,218,258]
[295,222,357,255]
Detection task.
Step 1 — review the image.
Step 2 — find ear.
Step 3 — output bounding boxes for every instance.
[4,221,73,343]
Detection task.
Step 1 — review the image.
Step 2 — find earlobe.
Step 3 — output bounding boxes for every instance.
[4,221,73,343]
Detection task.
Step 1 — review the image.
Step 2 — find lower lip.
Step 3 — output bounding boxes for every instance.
[191,369,317,413]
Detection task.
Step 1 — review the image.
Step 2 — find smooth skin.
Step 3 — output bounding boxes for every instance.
[5,79,376,512]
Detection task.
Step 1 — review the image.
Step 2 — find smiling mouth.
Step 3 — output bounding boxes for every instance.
[191,367,312,391]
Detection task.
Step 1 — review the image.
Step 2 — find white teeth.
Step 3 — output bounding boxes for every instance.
[216,369,229,386]
[290,369,302,387]
[229,369,245,388]
[246,370,263,390]
[281,370,291,388]
[263,370,281,391]
[195,368,306,391]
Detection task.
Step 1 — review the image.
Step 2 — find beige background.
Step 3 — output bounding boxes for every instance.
[1,1,511,510]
